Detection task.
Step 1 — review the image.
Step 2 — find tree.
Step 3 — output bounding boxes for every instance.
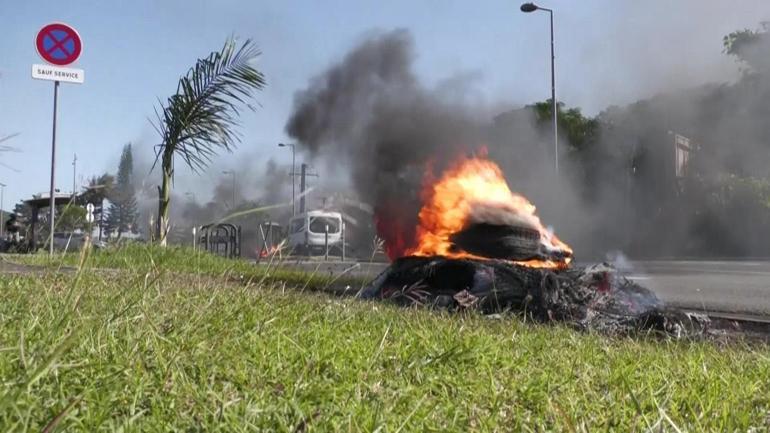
[723,22,770,73]
[12,201,33,241]
[57,204,87,232]
[106,144,138,238]
[79,173,115,207]
[529,100,599,153]
[153,38,265,245]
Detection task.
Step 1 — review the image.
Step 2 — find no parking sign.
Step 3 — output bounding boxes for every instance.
[31,22,85,256]
[36,23,82,65]
[32,22,84,84]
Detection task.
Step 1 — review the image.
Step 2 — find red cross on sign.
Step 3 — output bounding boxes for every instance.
[36,23,82,66]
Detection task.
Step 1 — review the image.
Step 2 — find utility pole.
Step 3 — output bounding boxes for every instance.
[278,143,297,215]
[99,197,104,241]
[0,182,5,238]
[185,191,196,236]
[222,170,236,209]
[298,163,318,214]
[300,164,307,214]
[72,154,77,199]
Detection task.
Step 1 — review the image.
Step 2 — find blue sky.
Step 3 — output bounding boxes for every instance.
[1,0,768,209]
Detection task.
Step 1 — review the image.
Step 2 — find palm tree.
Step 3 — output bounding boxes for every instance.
[152,38,265,245]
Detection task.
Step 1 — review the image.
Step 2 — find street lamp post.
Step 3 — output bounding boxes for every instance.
[222,170,236,209]
[521,2,558,174]
[278,143,296,216]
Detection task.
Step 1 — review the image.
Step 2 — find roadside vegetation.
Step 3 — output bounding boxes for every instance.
[15,242,366,292]
[1,246,769,431]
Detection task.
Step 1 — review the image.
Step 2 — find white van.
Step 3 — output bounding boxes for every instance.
[288,210,343,255]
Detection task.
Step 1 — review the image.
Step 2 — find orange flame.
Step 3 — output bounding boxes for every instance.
[259,245,280,258]
[406,154,573,269]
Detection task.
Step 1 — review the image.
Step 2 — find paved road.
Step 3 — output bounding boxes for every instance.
[271,259,770,316]
[0,258,45,274]
[625,260,770,317]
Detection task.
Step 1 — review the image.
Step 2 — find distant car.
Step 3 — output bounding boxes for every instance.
[287,210,343,255]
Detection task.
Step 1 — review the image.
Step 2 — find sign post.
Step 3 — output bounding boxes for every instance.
[49,80,59,256]
[33,22,84,256]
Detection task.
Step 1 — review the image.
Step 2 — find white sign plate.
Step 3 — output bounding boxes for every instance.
[85,203,95,223]
[32,64,84,84]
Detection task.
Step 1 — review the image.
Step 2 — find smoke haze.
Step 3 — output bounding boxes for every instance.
[286,22,770,259]
[127,142,294,243]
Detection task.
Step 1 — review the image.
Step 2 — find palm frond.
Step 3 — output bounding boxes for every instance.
[153,38,266,174]
[0,132,20,144]
[0,133,21,153]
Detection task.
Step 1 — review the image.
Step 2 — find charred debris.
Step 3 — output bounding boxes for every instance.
[360,256,709,337]
[357,221,746,339]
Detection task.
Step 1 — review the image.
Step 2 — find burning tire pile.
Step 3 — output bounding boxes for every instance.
[360,257,705,336]
[360,155,708,337]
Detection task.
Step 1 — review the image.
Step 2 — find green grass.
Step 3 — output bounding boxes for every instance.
[2,246,770,431]
[14,242,366,292]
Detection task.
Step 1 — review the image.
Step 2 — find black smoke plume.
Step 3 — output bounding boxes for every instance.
[286,30,484,258]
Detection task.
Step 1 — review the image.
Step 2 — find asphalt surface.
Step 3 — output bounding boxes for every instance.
[0,258,46,274]
[271,258,770,317]
[624,260,770,317]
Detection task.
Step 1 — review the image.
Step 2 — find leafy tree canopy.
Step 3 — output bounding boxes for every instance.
[723,22,770,72]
